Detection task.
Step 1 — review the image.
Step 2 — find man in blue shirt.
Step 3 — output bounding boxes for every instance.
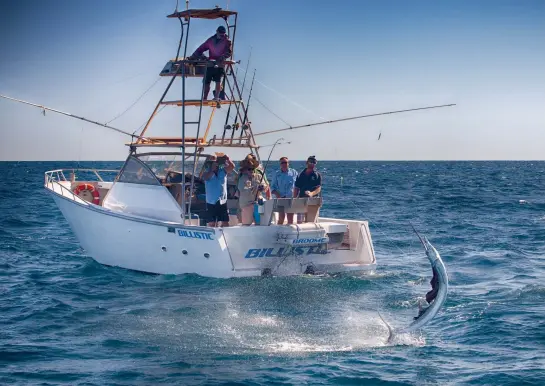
[271,156,298,224]
[202,154,235,227]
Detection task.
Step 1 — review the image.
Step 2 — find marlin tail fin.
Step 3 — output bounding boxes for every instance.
[378,311,394,343]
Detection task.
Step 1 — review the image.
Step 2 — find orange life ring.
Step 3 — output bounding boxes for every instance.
[73,183,100,205]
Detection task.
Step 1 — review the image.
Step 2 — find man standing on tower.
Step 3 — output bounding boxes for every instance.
[188,25,232,102]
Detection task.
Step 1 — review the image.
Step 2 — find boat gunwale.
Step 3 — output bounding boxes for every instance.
[45,180,373,237]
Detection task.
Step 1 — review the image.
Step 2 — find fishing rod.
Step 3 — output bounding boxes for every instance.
[232,48,252,127]
[253,103,456,137]
[224,49,251,145]
[260,141,291,148]
[230,68,257,156]
[223,67,238,128]
[242,69,256,125]
[253,137,285,201]
[0,94,143,140]
[239,69,259,160]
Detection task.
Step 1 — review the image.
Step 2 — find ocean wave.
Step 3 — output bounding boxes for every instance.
[2,161,545,384]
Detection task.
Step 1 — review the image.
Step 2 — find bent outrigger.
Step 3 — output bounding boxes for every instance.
[3,4,452,297]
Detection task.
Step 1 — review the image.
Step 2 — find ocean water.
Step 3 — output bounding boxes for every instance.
[1,160,545,385]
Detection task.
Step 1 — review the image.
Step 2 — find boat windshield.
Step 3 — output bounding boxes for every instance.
[137,154,206,179]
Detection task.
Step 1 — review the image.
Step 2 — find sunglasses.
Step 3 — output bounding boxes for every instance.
[280,161,288,164]
[308,160,316,164]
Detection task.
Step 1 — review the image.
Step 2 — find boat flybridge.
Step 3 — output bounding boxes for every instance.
[1,5,455,279]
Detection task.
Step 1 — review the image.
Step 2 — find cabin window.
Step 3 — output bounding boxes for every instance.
[117,156,161,185]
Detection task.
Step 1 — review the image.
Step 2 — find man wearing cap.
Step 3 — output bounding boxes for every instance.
[293,156,322,223]
[189,26,232,101]
[271,157,298,224]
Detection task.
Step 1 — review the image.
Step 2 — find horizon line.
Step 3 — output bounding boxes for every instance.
[2,159,545,163]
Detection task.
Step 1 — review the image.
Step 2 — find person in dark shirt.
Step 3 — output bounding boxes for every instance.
[294,155,322,222]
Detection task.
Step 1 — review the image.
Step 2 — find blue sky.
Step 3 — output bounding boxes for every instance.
[1,0,544,161]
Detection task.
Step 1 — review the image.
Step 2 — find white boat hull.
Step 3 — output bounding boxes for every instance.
[48,187,376,278]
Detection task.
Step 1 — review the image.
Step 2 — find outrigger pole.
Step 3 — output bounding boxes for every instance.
[253,103,456,137]
[0,94,141,139]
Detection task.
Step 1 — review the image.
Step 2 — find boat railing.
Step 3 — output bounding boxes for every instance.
[45,168,119,182]
[44,168,119,204]
[259,197,323,226]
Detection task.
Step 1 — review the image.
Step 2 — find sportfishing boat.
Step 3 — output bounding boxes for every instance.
[3,5,453,279]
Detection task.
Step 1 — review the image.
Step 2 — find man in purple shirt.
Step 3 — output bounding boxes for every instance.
[189,26,232,101]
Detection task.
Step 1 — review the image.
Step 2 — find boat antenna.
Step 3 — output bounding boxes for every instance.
[253,103,457,137]
[0,94,144,140]
[254,137,284,200]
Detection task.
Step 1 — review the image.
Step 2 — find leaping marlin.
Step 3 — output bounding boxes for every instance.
[380,227,449,343]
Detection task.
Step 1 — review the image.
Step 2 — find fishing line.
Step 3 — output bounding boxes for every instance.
[252,95,293,128]
[236,64,327,120]
[106,77,162,125]
[110,70,149,85]
[133,105,167,134]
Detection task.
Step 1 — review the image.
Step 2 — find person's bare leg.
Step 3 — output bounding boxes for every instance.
[203,83,211,100]
[305,205,320,223]
[214,81,222,100]
[277,212,285,225]
[286,213,294,225]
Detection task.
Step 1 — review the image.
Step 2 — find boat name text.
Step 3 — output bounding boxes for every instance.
[178,230,214,240]
[291,237,328,245]
[244,246,328,259]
